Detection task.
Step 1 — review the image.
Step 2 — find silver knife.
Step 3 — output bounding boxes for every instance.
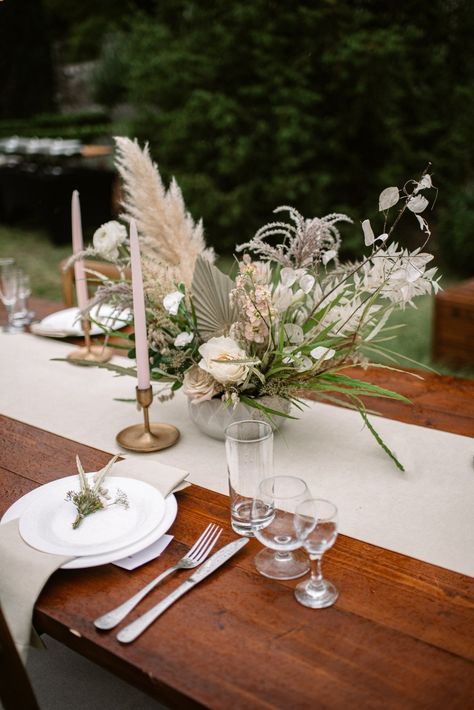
[116,537,249,643]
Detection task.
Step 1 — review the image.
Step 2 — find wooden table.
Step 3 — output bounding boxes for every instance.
[1,300,474,708]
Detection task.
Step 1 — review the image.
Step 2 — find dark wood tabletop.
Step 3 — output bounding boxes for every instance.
[1,299,474,709]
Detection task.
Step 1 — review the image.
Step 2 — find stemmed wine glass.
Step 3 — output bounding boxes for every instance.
[12,271,33,326]
[0,264,20,332]
[293,498,339,608]
[251,475,311,580]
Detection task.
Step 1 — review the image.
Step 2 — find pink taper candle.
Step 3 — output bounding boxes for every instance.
[71,191,88,312]
[129,219,151,390]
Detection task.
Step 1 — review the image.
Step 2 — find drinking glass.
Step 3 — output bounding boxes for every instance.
[293,498,339,608]
[251,475,310,580]
[12,271,33,326]
[225,420,273,536]
[0,265,20,332]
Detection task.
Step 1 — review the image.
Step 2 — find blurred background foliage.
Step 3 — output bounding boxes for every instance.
[0,0,473,376]
[0,0,473,272]
[92,0,474,273]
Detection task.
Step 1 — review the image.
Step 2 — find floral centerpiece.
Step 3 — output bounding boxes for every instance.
[73,138,440,470]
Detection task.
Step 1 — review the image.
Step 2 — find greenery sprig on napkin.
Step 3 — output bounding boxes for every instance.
[65,455,128,529]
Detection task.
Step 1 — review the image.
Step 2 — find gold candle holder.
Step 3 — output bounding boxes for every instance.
[116,386,180,452]
[67,319,113,364]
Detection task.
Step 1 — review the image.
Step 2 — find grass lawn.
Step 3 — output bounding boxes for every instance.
[1,224,471,379]
[0,225,71,301]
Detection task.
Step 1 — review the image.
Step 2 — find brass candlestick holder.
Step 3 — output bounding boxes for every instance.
[67,319,113,363]
[116,386,180,452]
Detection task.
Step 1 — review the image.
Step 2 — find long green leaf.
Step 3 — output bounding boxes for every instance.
[52,358,138,377]
[364,344,439,373]
[240,395,298,420]
[359,409,405,472]
[310,391,381,416]
[342,363,425,380]
[317,373,411,403]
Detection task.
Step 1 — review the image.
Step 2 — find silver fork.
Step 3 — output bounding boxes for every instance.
[93,523,222,630]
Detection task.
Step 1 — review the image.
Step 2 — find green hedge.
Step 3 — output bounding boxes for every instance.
[96,1,474,271]
[0,111,112,142]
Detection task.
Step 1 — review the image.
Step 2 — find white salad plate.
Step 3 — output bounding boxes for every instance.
[17,475,166,557]
[31,305,131,338]
[1,488,177,570]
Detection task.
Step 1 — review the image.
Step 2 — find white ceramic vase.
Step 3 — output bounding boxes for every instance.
[187,396,291,441]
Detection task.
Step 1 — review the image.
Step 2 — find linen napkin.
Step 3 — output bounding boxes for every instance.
[29,322,71,338]
[0,456,189,662]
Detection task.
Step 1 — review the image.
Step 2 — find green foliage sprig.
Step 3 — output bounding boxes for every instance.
[65,454,128,529]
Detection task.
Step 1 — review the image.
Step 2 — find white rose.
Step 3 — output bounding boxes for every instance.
[163,291,185,315]
[93,221,127,261]
[198,336,249,385]
[174,331,194,347]
[183,365,220,403]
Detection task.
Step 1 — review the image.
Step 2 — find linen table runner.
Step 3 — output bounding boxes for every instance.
[1,333,473,577]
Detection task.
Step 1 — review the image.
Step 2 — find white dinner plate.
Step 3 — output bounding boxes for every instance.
[18,475,165,557]
[33,305,131,337]
[1,488,177,570]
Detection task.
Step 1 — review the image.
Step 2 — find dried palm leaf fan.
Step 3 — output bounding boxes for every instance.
[191,256,237,340]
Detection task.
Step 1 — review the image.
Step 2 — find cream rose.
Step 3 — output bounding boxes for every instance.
[198,336,249,385]
[183,365,220,403]
[93,221,127,261]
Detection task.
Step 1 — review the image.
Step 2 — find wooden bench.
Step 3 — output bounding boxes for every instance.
[432,279,474,366]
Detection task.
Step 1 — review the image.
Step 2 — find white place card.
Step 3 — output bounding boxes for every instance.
[113,534,173,570]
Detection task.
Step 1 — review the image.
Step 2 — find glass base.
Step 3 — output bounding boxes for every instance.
[254,547,309,580]
[294,578,338,608]
[12,310,34,326]
[230,518,255,537]
[2,323,24,333]
[231,500,255,537]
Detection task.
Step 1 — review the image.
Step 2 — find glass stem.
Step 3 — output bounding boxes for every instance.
[309,555,324,590]
[6,303,14,326]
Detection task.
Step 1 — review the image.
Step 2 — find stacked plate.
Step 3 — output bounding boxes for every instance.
[1,475,177,569]
[30,305,131,338]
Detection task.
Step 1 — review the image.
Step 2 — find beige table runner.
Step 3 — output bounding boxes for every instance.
[1,333,473,576]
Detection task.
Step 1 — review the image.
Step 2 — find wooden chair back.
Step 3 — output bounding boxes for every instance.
[0,605,39,710]
[59,259,129,307]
